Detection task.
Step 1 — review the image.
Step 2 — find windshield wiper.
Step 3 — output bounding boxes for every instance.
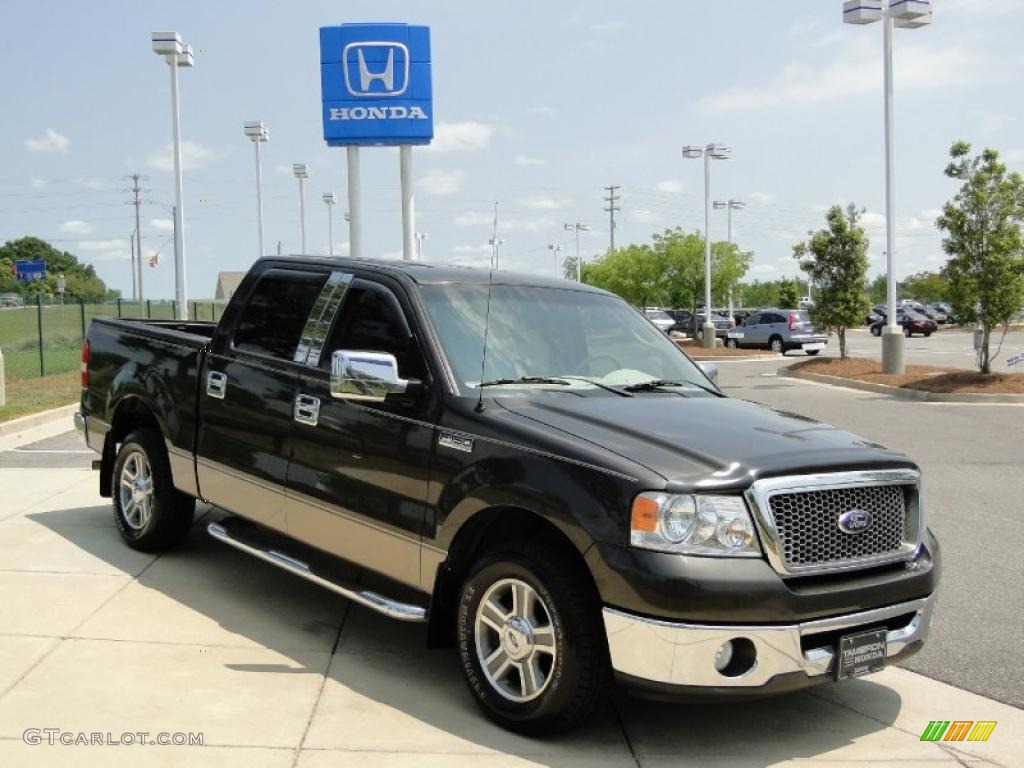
[559,376,634,397]
[622,378,720,396]
[477,376,571,388]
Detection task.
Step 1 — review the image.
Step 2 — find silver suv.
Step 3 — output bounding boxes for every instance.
[726,309,828,355]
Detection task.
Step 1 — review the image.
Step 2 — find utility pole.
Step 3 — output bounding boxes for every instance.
[488,201,505,269]
[603,185,621,252]
[127,174,147,302]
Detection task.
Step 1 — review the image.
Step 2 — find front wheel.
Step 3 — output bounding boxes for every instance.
[904,326,913,338]
[112,429,195,552]
[871,325,882,337]
[924,332,932,337]
[457,543,610,735]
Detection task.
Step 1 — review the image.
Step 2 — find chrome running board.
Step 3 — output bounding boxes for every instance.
[207,518,427,622]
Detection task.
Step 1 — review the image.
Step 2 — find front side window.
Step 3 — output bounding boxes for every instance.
[233,270,329,359]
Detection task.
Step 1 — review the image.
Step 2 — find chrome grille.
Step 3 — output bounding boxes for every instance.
[768,485,907,569]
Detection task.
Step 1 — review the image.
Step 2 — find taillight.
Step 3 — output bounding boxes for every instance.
[80,339,90,390]
[788,312,797,331]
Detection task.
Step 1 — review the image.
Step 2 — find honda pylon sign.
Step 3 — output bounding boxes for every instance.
[320,23,433,146]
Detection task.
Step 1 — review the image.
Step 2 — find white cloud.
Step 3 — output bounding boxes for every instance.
[749,264,779,276]
[655,180,684,194]
[77,239,130,260]
[519,195,570,211]
[74,178,107,191]
[630,209,664,224]
[514,154,545,167]
[527,106,557,116]
[58,220,92,235]
[146,141,219,171]
[454,210,557,233]
[700,38,979,111]
[149,218,175,234]
[30,177,46,189]
[452,244,492,255]
[748,191,773,205]
[25,128,70,154]
[420,169,465,196]
[423,122,494,153]
[589,21,625,33]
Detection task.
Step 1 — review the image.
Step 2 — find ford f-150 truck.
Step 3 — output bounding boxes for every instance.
[76,257,939,735]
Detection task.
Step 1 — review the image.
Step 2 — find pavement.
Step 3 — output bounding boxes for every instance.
[838,327,1024,373]
[0,395,1021,766]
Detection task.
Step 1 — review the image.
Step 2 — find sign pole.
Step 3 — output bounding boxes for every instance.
[400,145,415,261]
[346,146,363,259]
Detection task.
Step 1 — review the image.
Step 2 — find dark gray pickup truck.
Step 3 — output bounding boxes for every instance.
[76,257,939,734]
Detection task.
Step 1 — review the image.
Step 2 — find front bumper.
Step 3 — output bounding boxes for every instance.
[604,594,934,694]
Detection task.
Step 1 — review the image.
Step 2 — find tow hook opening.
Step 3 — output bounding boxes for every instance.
[715,638,757,678]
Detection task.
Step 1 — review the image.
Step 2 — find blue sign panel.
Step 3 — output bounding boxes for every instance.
[320,23,433,147]
[14,260,46,282]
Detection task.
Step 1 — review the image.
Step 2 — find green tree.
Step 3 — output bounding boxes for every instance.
[561,254,579,282]
[936,141,1024,373]
[866,273,887,305]
[901,271,949,304]
[582,244,667,307]
[777,278,800,309]
[794,204,870,358]
[0,237,117,301]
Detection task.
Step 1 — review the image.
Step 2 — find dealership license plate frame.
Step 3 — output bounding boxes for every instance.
[802,342,825,351]
[835,629,887,680]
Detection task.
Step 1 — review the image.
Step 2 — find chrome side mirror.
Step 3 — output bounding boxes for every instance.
[698,361,719,386]
[330,350,408,402]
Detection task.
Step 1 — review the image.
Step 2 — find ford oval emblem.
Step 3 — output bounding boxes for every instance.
[838,509,873,534]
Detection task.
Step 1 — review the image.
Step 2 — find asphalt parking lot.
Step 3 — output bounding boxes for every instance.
[814,326,1024,372]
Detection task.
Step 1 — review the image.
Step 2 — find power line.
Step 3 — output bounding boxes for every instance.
[603,185,621,252]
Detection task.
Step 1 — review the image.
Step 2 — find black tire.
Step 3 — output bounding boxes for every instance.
[112,429,195,552]
[725,338,738,349]
[806,349,821,356]
[770,336,785,355]
[924,332,932,337]
[871,325,882,337]
[456,541,610,735]
[904,326,912,338]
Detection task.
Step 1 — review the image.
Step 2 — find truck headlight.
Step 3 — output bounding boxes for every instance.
[630,492,761,556]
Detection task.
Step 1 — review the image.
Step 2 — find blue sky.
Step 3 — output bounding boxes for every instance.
[4,0,1023,299]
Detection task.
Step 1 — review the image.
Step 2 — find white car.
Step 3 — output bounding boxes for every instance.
[644,308,675,333]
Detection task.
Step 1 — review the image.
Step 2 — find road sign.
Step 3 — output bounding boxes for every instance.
[320,23,433,147]
[14,260,46,282]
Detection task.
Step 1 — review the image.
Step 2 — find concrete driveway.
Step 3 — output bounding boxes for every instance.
[0,418,1020,767]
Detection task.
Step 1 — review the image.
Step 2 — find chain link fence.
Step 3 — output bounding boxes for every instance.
[0,297,228,379]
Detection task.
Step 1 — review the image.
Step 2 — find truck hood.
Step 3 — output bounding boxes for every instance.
[497,394,912,489]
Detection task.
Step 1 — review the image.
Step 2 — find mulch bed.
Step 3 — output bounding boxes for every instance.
[790,356,1024,394]
[674,339,776,357]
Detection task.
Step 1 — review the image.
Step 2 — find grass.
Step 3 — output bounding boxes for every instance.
[791,356,1024,394]
[0,371,80,422]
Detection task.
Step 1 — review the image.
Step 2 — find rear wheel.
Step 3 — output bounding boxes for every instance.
[806,349,821,356]
[770,336,784,354]
[871,325,882,337]
[457,542,610,735]
[904,326,912,338]
[725,338,738,349]
[924,332,932,337]
[112,429,195,552]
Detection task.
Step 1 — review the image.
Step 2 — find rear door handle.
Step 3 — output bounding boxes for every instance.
[206,371,227,399]
[294,394,320,426]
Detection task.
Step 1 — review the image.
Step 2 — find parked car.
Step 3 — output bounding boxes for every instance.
[866,310,884,326]
[76,257,938,734]
[0,293,25,307]
[726,309,828,355]
[663,308,693,334]
[732,308,754,326]
[917,306,946,324]
[692,309,735,341]
[644,308,675,333]
[870,308,937,337]
[927,303,955,324]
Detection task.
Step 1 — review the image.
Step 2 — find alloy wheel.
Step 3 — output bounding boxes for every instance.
[118,450,154,531]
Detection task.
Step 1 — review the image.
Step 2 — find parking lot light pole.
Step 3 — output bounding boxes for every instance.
[415,232,429,261]
[563,223,591,282]
[293,164,310,254]
[151,31,193,320]
[684,144,731,348]
[243,121,269,259]
[714,199,745,318]
[547,244,564,278]
[843,0,932,373]
[322,192,336,255]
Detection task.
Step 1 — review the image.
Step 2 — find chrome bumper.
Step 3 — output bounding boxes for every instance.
[73,411,87,444]
[603,594,934,689]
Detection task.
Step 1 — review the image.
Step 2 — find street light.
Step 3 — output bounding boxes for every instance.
[563,222,591,282]
[151,31,193,320]
[684,143,731,348]
[713,199,745,317]
[293,163,310,254]
[488,237,505,269]
[843,0,932,373]
[547,243,564,278]
[415,232,429,261]
[243,120,269,260]
[322,192,337,256]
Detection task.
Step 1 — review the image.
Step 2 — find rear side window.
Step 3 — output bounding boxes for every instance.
[233,269,329,359]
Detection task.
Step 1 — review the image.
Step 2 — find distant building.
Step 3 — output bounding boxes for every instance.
[214,271,246,300]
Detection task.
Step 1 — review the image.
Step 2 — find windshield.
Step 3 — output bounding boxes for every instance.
[419,283,712,395]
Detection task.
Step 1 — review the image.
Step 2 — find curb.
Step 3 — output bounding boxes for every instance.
[779,367,1024,403]
[0,403,78,437]
[689,354,783,362]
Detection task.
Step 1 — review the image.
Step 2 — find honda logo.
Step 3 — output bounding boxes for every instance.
[343,42,410,97]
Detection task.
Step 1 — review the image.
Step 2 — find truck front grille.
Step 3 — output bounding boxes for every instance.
[768,485,907,568]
